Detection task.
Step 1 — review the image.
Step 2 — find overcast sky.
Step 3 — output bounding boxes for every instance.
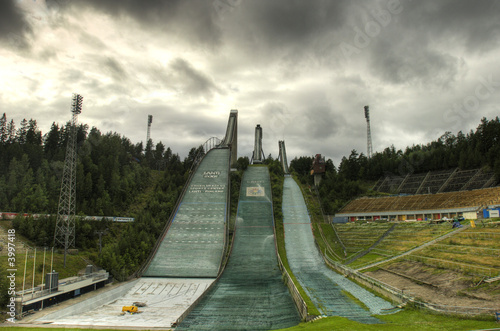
[2,0,500,165]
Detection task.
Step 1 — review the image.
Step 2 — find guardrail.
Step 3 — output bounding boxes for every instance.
[276,252,309,321]
[218,144,232,276]
[189,137,222,174]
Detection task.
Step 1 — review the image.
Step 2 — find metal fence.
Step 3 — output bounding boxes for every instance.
[276,253,309,321]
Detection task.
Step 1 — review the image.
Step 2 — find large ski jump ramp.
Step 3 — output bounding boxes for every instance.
[283,177,394,323]
[178,167,300,330]
[143,148,230,278]
[34,113,236,328]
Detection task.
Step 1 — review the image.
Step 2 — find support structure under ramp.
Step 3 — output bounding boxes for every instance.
[279,140,290,174]
[220,109,238,165]
[251,124,265,164]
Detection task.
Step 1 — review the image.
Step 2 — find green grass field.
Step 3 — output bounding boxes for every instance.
[277,309,499,331]
[3,309,498,331]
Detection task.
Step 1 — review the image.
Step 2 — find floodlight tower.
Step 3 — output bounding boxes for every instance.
[146,115,153,142]
[364,105,373,159]
[54,94,83,267]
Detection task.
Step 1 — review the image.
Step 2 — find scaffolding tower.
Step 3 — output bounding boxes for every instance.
[54,94,83,267]
[364,105,373,159]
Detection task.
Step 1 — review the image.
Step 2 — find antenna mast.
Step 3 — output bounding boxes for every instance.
[54,94,83,267]
[364,105,373,159]
[147,115,153,142]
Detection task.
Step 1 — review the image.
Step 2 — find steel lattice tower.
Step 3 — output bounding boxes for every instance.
[364,105,373,159]
[54,94,83,267]
[146,115,153,142]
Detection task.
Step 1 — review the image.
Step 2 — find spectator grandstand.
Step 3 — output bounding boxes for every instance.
[373,168,497,195]
[336,186,500,222]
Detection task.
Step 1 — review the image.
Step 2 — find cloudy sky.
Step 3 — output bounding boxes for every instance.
[2,0,500,165]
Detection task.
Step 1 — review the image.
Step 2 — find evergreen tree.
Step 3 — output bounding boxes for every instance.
[16,118,28,144]
[44,122,60,159]
[0,113,7,144]
[6,119,16,143]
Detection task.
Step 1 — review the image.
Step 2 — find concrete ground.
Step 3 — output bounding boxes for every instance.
[31,277,215,329]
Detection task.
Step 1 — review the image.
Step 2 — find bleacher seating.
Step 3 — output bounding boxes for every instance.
[339,187,500,214]
[416,169,456,194]
[374,175,405,193]
[462,169,497,190]
[441,169,478,192]
[399,173,427,195]
[374,168,498,195]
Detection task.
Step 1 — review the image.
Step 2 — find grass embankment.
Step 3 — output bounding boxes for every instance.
[0,221,93,290]
[399,224,500,278]
[294,176,345,260]
[277,309,498,331]
[331,222,455,269]
[0,252,91,291]
[350,221,500,279]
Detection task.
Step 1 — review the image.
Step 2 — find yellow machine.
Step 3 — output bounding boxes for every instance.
[122,306,139,313]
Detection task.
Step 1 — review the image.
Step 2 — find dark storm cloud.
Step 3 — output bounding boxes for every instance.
[402,0,500,53]
[333,0,498,87]
[224,0,349,64]
[102,57,128,82]
[304,106,340,140]
[53,0,222,48]
[169,58,221,98]
[368,39,466,87]
[0,0,32,49]
[240,0,347,46]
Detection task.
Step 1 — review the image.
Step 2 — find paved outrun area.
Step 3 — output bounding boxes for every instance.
[283,177,395,324]
[178,166,301,330]
[35,278,215,328]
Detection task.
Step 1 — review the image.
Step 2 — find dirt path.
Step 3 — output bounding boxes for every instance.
[365,261,500,309]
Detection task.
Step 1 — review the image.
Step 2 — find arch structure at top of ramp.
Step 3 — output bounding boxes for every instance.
[282,177,395,324]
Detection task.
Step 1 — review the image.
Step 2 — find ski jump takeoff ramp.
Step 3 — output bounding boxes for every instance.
[34,112,236,329]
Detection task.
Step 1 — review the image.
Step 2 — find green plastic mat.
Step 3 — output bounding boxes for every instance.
[143,148,229,278]
[178,167,300,330]
[283,177,394,323]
